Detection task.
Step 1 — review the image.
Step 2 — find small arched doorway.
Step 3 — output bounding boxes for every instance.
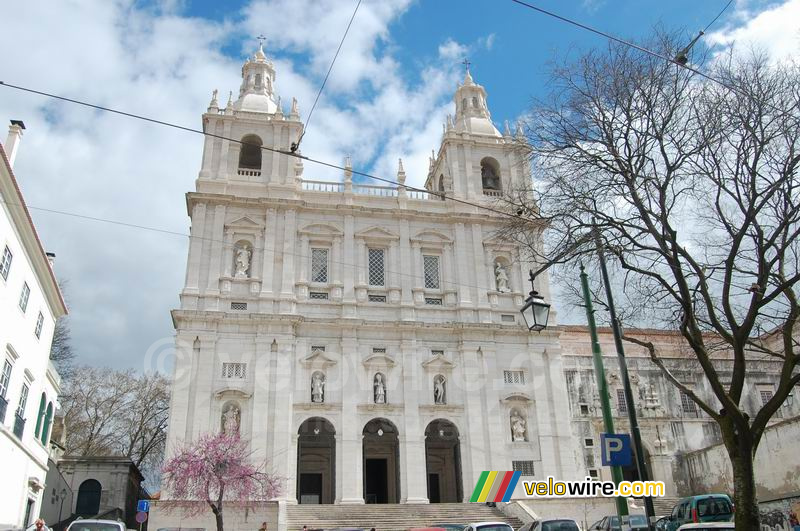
[425,419,463,503]
[297,417,336,504]
[75,479,102,516]
[362,418,400,503]
[622,444,652,482]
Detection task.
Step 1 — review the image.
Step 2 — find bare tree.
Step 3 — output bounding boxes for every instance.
[59,367,169,487]
[503,34,800,530]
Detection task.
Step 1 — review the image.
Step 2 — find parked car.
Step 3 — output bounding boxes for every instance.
[65,520,126,531]
[463,523,514,531]
[665,495,734,531]
[588,514,648,530]
[432,524,466,530]
[676,524,735,530]
[518,519,580,531]
[654,516,671,530]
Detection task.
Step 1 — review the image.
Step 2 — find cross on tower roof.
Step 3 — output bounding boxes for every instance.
[257,34,267,47]
[462,58,471,73]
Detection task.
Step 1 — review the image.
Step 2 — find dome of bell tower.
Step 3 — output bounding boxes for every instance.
[232,43,279,114]
[453,70,501,137]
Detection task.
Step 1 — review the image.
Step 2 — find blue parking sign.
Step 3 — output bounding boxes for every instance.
[137,500,150,513]
[601,433,632,467]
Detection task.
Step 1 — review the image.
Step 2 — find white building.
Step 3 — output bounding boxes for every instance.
[161,44,578,510]
[155,46,798,530]
[0,121,68,528]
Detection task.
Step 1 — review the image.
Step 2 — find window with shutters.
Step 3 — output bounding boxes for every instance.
[311,248,328,283]
[617,388,628,414]
[222,363,246,379]
[368,248,385,286]
[512,460,535,476]
[681,390,697,414]
[0,360,12,398]
[35,312,44,339]
[19,282,30,312]
[0,246,11,280]
[504,370,525,385]
[423,255,440,289]
[757,385,781,417]
[16,383,29,417]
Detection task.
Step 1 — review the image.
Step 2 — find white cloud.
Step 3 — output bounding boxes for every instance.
[706,0,800,61]
[0,0,477,370]
[438,39,469,61]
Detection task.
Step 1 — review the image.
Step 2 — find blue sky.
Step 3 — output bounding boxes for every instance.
[1,0,797,371]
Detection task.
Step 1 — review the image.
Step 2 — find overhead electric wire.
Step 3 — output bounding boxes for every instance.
[292,0,362,151]
[0,80,525,222]
[506,0,798,119]
[703,0,734,33]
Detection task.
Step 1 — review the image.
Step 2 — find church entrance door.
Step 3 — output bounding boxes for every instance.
[425,419,463,503]
[363,418,400,503]
[297,417,336,504]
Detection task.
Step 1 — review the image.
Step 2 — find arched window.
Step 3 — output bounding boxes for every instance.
[34,392,46,438]
[238,135,263,170]
[472,96,479,108]
[41,402,53,444]
[480,157,501,191]
[461,98,467,112]
[75,479,102,516]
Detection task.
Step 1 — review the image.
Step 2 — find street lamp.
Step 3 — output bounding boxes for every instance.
[58,488,68,529]
[520,270,550,332]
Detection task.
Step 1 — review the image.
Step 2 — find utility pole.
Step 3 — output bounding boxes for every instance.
[580,264,628,521]
[593,226,656,529]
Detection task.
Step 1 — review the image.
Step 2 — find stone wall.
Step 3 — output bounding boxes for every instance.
[149,501,278,531]
[677,415,800,500]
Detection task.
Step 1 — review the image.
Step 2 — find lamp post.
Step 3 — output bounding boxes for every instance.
[58,487,68,531]
[520,270,551,332]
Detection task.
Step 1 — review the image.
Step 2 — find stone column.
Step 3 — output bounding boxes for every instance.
[298,235,309,283]
[217,120,232,178]
[343,215,355,304]
[338,336,364,503]
[454,223,473,310]
[206,205,226,301]
[280,210,297,314]
[192,334,218,439]
[356,239,366,286]
[484,247,495,293]
[273,339,297,502]
[399,220,414,316]
[400,339,429,503]
[184,202,207,294]
[459,344,488,485]
[411,242,422,292]
[252,230,264,281]
[250,336,274,465]
[222,228,234,278]
[332,236,343,285]
[260,208,277,299]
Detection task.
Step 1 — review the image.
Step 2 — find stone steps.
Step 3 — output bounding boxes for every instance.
[286,503,522,531]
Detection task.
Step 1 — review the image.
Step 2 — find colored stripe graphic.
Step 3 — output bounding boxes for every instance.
[493,471,514,502]
[501,471,521,502]
[478,471,498,502]
[470,471,520,502]
[470,471,490,502]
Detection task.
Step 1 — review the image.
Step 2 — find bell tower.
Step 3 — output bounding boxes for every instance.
[426,68,528,202]
[196,43,304,189]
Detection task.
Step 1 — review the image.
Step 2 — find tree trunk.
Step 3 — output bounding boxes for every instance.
[215,511,224,531]
[728,435,760,531]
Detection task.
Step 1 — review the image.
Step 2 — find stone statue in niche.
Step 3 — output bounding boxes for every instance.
[481,162,500,190]
[374,373,386,404]
[234,245,252,279]
[222,404,240,435]
[495,262,511,293]
[311,372,325,403]
[434,375,447,405]
[510,410,527,442]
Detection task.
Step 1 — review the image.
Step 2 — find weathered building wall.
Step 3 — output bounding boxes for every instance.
[677,415,800,499]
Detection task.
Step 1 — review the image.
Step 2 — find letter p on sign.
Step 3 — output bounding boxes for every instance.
[601,433,632,467]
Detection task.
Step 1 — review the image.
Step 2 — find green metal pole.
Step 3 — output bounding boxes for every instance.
[580,264,628,519]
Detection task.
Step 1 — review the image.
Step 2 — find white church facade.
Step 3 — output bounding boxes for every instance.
[163,44,579,507]
[157,46,798,527]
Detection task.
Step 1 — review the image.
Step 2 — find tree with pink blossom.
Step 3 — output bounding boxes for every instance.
[162,432,282,531]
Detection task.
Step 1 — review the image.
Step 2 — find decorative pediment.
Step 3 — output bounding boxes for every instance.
[301,349,338,368]
[362,353,396,368]
[421,351,456,372]
[227,215,263,230]
[5,343,20,361]
[412,229,452,245]
[355,226,399,241]
[482,237,515,252]
[501,391,533,403]
[299,222,343,237]
[214,387,252,399]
